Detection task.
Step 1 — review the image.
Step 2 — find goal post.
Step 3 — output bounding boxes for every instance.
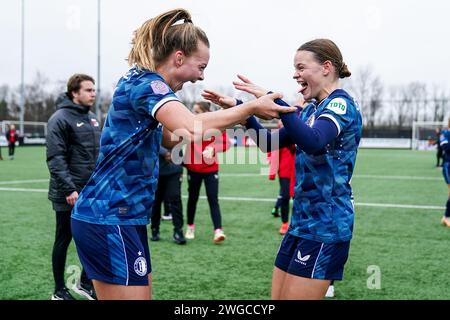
[0,120,47,146]
[411,121,446,150]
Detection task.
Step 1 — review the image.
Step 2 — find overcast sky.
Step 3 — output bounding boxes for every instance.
[1,0,450,99]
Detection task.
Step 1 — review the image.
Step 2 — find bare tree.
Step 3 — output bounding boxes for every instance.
[0,85,11,120]
[430,85,449,122]
[406,82,427,122]
[348,65,384,129]
[388,85,412,129]
[18,72,57,122]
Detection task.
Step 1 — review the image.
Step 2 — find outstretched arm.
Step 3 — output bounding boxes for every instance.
[156,93,296,146]
[233,75,338,154]
[244,116,295,153]
[202,89,295,152]
[276,99,338,154]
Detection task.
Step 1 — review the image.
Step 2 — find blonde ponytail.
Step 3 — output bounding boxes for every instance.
[128,8,209,71]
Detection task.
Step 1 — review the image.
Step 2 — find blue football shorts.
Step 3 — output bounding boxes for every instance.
[71,218,151,286]
[274,233,350,280]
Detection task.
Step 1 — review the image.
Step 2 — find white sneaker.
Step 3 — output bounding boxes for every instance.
[213,229,226,244]
[185,226,195,240]
[325,285,335,298]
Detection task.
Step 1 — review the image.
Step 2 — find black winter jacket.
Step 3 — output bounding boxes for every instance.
[46,94,101,203]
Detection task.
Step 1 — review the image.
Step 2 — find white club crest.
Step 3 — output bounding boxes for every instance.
[134,257,147,276]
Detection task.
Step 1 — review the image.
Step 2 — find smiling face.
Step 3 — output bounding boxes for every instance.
[292,50,329,102]
[170,41,210,92]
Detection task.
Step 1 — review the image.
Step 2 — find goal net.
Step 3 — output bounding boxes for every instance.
[0,120,47,146]
[411,121,446,150]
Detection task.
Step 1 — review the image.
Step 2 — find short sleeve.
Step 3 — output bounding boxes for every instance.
[317,97,355,135]
[130,77,180,119]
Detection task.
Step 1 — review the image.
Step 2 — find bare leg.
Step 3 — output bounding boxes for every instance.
[279,273,330,300]
[271,266,288,299]
[93,273,152,300]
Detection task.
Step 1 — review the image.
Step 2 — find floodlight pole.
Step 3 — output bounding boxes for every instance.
[19,0,25,137]
[95,0,101,121]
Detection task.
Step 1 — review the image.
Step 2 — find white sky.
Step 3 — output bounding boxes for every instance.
[1,0,450,99]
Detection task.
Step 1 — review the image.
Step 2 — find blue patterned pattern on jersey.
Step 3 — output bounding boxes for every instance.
[72,67,180,225]
[290,89,362,243]
[440,130,450,162]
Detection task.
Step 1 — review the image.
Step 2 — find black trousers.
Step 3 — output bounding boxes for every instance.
[8,142,15,156]
[274,178,291,223]
[151,173,183,231]
[52,210,89,291]
[187,170,222,230]
[437,147,443,166]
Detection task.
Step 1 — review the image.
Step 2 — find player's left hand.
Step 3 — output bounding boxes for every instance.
[233,74,267,98]
[202,90,236,109]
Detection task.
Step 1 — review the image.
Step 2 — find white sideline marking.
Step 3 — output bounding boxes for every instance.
[0,187,47,192]
[217,173,442,181]
[0,189,444,211]
[353,174,441,181]
[0,179,48,185]
[355,202,444,210]
[0,174,442,185]
[181,196,445,211]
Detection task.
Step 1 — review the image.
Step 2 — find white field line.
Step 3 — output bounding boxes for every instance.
[0,179,48,185]
[182,195,444,211]
[216,173,442,181]
[0,187,47,192]
[0,174,441,184]
[0,187,444,211]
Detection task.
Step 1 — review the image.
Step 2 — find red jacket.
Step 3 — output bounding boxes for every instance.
[6,129,17,143]
[267,146,296,197]
[184,132,231,173]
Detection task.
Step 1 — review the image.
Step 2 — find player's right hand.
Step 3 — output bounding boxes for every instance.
[252,92,297,120]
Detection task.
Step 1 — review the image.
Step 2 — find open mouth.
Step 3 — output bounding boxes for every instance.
[298,81,308,94]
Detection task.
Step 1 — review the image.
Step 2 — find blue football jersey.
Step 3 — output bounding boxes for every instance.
[72,67,180,225]
[440,130,450,162]
[290,89,362,243]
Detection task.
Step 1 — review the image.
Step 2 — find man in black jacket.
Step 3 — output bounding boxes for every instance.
[46,74,101,300]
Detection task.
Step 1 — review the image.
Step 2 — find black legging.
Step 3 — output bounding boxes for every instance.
[187,170,222,230]
[437,147,443,166]
[151,173,184,231]
[52,210,89,291]
[274,178,291,223]
[8,142,15,157]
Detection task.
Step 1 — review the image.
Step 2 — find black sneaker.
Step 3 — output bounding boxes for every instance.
[51,287,76,300]
[73,281,97,300]
[173,229,186,245]
[151,228,160,241]
[161,213,173,221]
